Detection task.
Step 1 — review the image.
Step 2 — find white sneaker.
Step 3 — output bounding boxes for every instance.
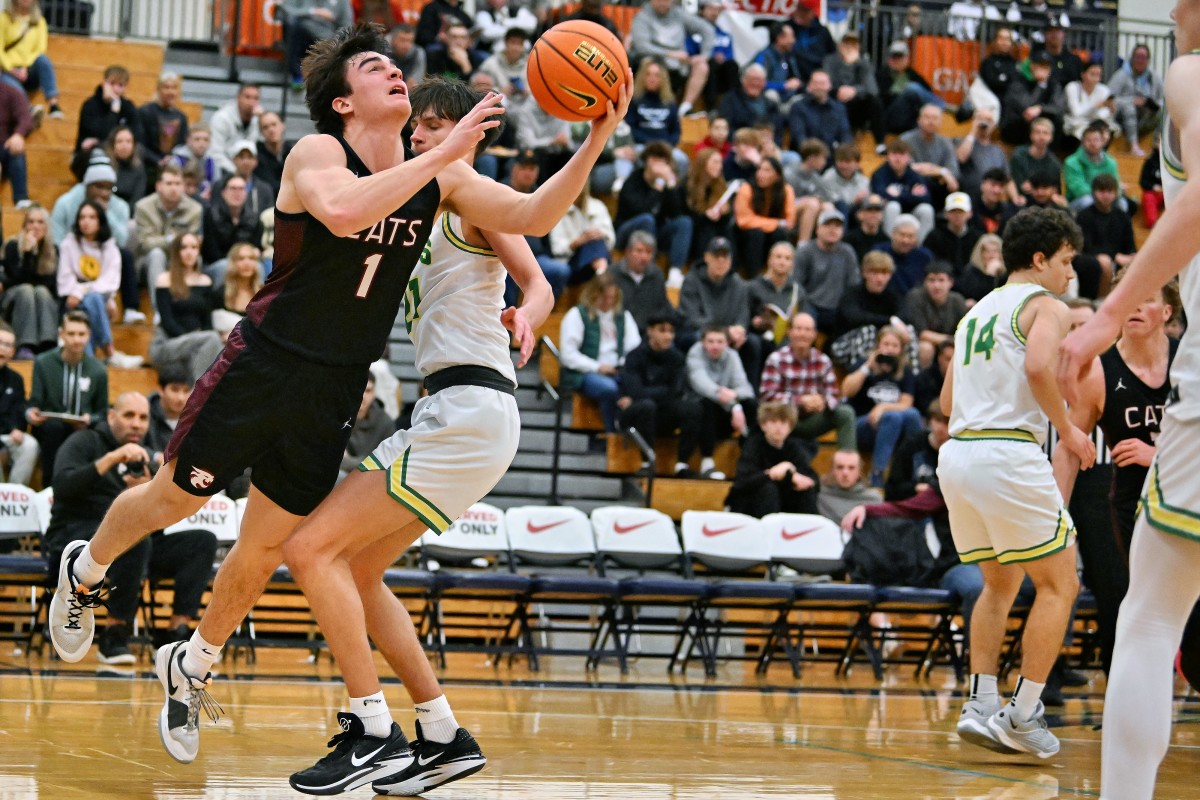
[48,540,105,662]
[986,701,1059,759]
[155,641,223,763]
[109,351,144,369]
[666,267,684,289]
[122,309,147,324]
[957,698,1019,754]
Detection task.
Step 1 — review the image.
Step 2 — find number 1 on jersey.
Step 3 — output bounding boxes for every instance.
[356,253,383,298]
[962,314,998,365]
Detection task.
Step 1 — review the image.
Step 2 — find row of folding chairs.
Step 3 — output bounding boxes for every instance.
[0,485,964,679]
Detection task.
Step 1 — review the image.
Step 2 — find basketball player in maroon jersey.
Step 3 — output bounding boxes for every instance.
[47,22,631,781]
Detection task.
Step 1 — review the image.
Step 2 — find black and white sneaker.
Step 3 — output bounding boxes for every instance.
[155,641,223,763]
[290,713,413,795]
[372,721,486,796]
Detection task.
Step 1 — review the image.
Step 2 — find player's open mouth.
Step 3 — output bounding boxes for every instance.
[390,86,405,96]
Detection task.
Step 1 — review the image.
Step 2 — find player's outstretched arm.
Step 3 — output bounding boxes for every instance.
[481,230,554,368]
[279,94,504,237]
[1051,358,1104,504]
[1060,57,1200,397]
[1026,295,1096,469]
[441,70,634,236]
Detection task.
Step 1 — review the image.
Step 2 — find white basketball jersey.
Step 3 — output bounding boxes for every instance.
[949,282,1052,445]
[1160,110,1200,420]
[405,212,517,384]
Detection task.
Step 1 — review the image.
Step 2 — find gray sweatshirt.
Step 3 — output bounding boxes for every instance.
[793,240,860,311]
[818,481,882,524]
[686,341,755,408]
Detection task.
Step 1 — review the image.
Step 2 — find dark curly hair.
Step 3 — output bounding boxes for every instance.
[1001,207,1082,272]
[301,22,393,136]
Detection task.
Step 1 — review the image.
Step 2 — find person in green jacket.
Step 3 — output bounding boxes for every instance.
[1064,120,1124,211]
[26,310,109,480]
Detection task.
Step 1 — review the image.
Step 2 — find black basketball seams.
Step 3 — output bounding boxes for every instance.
[528,46,587,119]
[536,33,620,104]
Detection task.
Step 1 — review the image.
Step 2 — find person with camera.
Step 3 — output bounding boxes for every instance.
[840,324,923,487]
[954,107,1011,200]
[44,391,217,664]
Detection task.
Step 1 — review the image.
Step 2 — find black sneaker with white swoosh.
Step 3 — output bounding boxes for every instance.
[371,721,487,796]
[290,713,413,795]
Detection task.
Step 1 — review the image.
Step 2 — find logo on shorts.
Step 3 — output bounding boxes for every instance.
[189,467,215,489]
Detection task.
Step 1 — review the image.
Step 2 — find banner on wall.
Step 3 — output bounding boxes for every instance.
[911,36,982,106]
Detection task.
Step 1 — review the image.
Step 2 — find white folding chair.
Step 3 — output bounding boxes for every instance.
[761,513,846,576]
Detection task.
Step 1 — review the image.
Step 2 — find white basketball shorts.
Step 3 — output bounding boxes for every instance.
[359,384,520,533]
[1142,409,1200,542]
[937,433,1075,564]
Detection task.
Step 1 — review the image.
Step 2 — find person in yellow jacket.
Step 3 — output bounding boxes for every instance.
[0,0,61,119]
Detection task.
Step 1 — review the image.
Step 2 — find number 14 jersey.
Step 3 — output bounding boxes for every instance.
[949,282,1052,446]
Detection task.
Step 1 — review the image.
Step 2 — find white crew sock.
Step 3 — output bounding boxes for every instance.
[1011,675,1045,721]
[350,691,393,738]
[181,631,223,678]
[414,694,459,744]
[969,673,998,704]
[700,457,716,473]
[72,543,110,589]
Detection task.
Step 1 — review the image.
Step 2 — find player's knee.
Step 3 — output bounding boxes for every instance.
[281,535,324,577]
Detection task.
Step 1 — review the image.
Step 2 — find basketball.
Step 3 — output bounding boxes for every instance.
[526,20,629,123]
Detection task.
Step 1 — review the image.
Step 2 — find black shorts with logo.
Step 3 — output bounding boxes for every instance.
[164,323,372,516]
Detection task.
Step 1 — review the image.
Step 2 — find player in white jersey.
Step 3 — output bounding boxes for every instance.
[1059,5,1200,795]
[284,78,553,796]
[938,207,1095,759]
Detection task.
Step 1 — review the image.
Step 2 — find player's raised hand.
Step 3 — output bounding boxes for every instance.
[1058,312,1120,405]
[438,92,505,162]
[591,67,633,140]
[501,306,535,368]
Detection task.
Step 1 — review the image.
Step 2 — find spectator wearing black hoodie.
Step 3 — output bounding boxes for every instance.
[73,65,143,181]
[614,141,693,277]
[618,310,705,478]
[726,401,818,515]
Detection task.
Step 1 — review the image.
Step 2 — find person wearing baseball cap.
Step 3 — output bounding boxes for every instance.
[678,234,763,388]
[845,194,890,261]
[878,39,941,136]
[1031,12,1082,86]
[924,192,982,274]
[796,206,858,333]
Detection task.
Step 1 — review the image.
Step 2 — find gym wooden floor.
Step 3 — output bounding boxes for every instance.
[1,647,1197,799]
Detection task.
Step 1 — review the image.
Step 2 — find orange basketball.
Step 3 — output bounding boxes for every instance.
[526,20,629,123]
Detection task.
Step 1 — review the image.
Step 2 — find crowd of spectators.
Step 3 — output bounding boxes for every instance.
[0,0,1167,656]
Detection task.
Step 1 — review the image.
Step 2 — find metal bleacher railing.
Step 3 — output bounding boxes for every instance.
[46,2,1178,117]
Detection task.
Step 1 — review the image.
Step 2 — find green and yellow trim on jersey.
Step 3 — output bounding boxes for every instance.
[1010,288,1051,345]
[952,428,1038,444]
[1143,461,1200,541]
[441,212,496,257]
[997,509,1074,563]
[358,449,454,533]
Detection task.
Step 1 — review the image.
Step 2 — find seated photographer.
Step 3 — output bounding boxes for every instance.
[840,325,922,487]
[45,392,218,664]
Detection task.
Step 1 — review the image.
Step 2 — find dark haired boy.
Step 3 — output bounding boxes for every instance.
[1074,173,1135,298]
[47,22,630,774]
[938,207,1091,759]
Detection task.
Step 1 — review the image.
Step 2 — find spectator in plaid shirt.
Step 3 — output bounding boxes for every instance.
[759,312,856,450]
